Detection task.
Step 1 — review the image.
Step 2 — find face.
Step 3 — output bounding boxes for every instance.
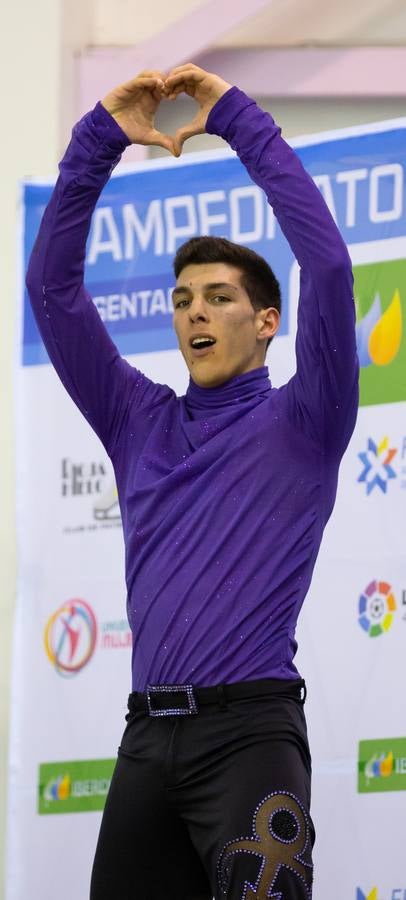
[172,263,280,388]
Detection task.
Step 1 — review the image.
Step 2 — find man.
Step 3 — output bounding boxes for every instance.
[26,64,359,900]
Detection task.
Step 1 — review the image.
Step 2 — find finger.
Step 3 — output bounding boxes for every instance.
[136,69,167,81]
[165,68,203,90]
[165,72,197,90]
[166,63,201,77]
[163,82,185,99]
[102,76,164,114]
[152,84,167,101]
[122,74,165,92]
[148,128,177,156]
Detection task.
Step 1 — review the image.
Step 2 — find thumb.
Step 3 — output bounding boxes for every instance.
[148,128,177,156]
[172,126,189,158]
[173,117,205,157]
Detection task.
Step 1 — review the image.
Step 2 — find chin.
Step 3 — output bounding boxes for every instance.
[190,367,233,389]
[186,353,258,388]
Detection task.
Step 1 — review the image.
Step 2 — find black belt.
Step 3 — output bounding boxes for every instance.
[128,677,306,717]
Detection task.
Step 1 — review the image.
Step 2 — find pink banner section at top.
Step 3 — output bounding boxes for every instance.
[77,0,274,118]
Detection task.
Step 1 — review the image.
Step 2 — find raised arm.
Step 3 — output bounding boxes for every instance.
[26,72,175,456]
[165,65,359,456]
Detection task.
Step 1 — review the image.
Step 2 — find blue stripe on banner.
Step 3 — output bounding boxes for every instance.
[23,343,52,367]
[22,327,179,367]
[87,272,175,337]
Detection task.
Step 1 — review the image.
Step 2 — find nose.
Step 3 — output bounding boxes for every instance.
[189,296,209,322]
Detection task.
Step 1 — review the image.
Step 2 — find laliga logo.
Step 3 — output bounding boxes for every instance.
[44,599,98,676]
[358,580,396,637]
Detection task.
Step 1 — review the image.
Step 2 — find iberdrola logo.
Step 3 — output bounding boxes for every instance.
[43,773,71,803]
[353,259,405,406]
[358,737,406,794]
[365,750,394,783]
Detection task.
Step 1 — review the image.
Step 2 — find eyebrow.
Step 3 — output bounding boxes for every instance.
[172,282,238,299]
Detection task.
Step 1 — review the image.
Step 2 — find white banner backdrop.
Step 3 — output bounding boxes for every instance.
[7,117,406,900]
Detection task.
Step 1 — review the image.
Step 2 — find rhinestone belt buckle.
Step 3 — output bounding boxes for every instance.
[146,683,198,717]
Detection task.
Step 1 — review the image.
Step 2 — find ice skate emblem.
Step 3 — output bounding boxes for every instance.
[218,792,312,899]
[93,479,121,521]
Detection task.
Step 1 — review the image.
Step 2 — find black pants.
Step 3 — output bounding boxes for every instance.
[90,679,314,899]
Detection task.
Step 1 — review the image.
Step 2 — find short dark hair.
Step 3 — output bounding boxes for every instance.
[173,236,281,348]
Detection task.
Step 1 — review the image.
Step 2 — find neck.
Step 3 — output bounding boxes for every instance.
[185,366,271,413]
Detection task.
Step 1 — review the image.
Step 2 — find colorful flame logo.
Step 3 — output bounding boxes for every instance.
[43,774,71,803]
[365,751,394,782]
[356,289,402,368]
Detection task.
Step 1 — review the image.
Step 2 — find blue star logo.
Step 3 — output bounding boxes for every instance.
[358,437,397,495]
[356,889,378,900]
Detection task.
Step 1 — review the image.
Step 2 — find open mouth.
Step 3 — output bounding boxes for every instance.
[189,336,217,358]
[189,335,217,351]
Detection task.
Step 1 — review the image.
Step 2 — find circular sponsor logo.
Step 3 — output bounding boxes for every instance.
[44,599,98,676]
[358,580,396,637]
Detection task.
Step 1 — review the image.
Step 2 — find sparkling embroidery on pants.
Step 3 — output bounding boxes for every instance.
[217,791,313,899]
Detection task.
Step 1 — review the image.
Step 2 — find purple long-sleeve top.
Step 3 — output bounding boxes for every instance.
[26,88,359,691]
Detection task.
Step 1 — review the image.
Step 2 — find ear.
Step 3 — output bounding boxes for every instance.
[256,306,280,343]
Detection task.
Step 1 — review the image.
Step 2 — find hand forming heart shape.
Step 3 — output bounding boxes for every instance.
[101,64,232,157]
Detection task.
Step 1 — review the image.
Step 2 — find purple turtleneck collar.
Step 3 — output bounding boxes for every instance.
[185,366,272,415]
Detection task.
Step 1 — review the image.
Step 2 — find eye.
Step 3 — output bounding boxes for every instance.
[173,294,231,309]
[174,298,190,309]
